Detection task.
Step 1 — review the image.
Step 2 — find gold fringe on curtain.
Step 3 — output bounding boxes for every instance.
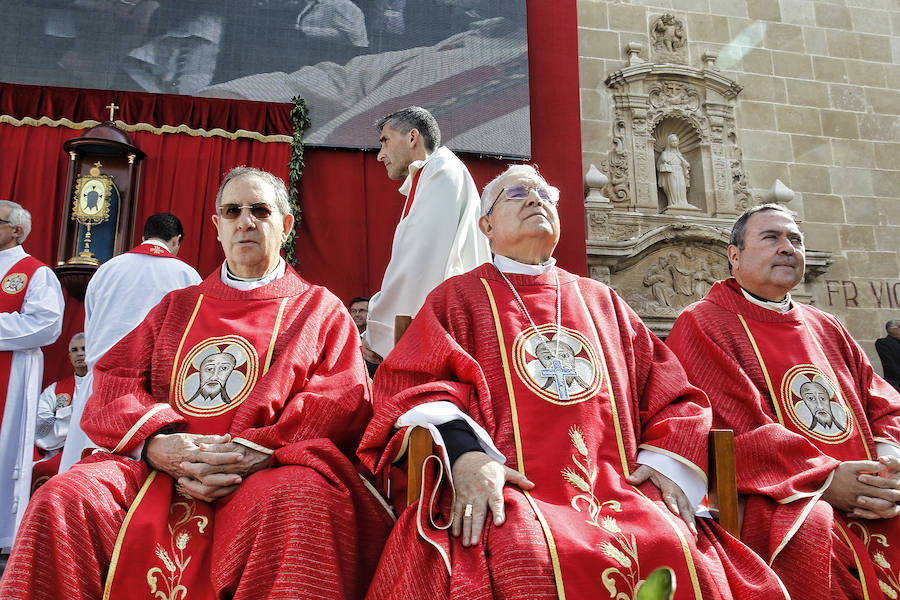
[0,115,291,143]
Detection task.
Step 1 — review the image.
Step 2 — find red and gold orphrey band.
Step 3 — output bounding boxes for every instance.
[480,276,703,600]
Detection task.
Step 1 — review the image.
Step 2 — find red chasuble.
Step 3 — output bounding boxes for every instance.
[360,264,787,600]
[103,293,290,598]
[668,279,900,600]
[56,267,392,600]
[0,256,44,428]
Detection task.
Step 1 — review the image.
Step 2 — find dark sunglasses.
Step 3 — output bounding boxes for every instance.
[218,203,275,220]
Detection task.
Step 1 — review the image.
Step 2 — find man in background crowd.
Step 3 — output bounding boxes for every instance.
[876,319,900,392]
[60,213,201,471]
[32,332,87,492]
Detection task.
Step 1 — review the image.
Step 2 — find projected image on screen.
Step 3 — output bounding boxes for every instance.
[0,1,530,157]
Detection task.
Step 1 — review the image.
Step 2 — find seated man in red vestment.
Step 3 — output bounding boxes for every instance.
[667,204,900,600]
[0,167,394,600]
[358,165,787,599]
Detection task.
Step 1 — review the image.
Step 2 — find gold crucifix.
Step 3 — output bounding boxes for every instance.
[105,103,119,122]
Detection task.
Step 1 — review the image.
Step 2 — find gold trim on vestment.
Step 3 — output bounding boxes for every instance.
[415,455,452,575]
[112,404,171,454]
[390,425,416,465]
[0,115,291,143]
[357,473,396,523]
[170,295,205,397]
[835,519,872,600]
[102,471,158,600]
[481,279,526,472]
[482,277,566,599]
[574,284,702,598]
[263,298,289,374]
[232,437,273,455]
[769,470,832,565]
[737,315,786,426]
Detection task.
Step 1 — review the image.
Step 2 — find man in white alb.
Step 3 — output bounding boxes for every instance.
[0,200,64,549]
[363,106,490,366]
[32,332,87,492]
[59,213,201,471]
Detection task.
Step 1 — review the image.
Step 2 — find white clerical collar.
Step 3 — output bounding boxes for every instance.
[493,254,556,275]
[141,239,169,251]
[0,245,25,259]
[220,258,286,290]
[740,286,792,313]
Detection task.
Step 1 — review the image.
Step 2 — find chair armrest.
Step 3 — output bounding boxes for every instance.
[708,428,740,539]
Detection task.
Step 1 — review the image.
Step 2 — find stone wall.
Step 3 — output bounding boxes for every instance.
[577,0,900,374]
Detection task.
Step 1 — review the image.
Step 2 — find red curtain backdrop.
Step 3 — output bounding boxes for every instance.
[0,0,583,386]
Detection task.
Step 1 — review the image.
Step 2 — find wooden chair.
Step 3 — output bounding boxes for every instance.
[392,314,741,539]
[404,426,741,540]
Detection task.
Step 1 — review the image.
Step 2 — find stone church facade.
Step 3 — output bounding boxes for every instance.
[577,0,900,375]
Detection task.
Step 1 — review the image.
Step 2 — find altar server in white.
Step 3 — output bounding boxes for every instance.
[59,213,201,471]
[0,200,64,549]
[363,106,490,365]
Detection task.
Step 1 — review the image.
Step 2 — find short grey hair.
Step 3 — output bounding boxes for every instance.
[215,167,291,217]
[887,319,900,332]
[69,332,85,346]
[0,200,32,244]
[375,106,441,153]
[480,164,548,216]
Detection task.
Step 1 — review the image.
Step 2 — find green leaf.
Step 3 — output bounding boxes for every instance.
[636,567,675,600]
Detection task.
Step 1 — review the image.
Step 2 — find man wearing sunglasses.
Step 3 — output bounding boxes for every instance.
[1,169,393,599]
[58,213,201,473]
[364,106,490,368]
[0,200,64,554]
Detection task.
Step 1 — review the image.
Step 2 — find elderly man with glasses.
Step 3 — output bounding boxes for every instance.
[0,200,64,553]
[0,168,393,600]
[359,165,786,599]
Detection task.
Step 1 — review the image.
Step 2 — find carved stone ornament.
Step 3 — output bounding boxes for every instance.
[586,38,832,338]
[649,82,700,113]
[604,61,743,217]
[650,14,687,65]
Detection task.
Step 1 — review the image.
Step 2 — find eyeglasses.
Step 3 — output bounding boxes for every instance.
[0,218,11,225]
[218,203,276,220]
[486,184,560,216]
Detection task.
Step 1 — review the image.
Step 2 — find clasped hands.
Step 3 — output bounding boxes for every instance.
[449,452,697,548]
[824,456,900,520]
[145,432,270,502]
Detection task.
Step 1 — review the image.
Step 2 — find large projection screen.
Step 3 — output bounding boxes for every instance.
[0,1,530,157]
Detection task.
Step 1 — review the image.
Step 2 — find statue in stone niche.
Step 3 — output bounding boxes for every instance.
[657,134,692,209]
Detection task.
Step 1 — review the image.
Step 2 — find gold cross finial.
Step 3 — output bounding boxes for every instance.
[106,103,119,122]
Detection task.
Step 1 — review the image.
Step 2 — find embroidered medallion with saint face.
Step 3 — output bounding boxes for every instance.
[512,324,603,405]
[55,393,72,409]
[781,365,853,444]
[1,272,27,294]
[173,335,259,417]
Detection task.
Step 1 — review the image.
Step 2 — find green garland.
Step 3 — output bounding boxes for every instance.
[283,96,311,265]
